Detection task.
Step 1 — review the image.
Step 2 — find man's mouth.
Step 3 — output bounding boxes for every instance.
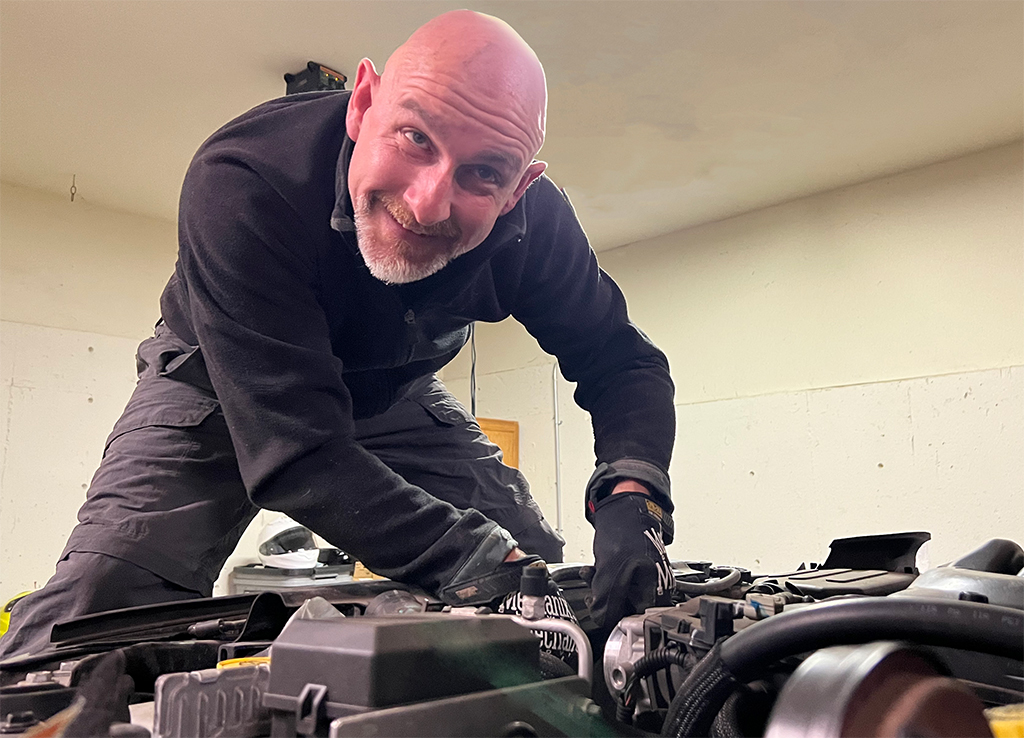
[387,210,435,239]
[377,193,461,242]
[353,191,474,284]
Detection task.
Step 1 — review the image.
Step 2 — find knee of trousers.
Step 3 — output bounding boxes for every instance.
[0,552,201,659]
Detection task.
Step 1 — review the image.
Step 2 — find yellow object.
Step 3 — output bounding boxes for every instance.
[988,704,1024,738]
[217,656,271,669]
[0,591,32,638]
[352,561,386,580]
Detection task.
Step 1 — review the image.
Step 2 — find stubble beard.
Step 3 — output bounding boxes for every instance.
[353,192,468,285]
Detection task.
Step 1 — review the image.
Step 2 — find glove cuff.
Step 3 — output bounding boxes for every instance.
[437,525,544,606]
[591,489,675,545]
[585,459,673,521]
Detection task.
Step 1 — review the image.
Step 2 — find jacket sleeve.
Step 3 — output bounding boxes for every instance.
[511,178,676,514]
[174,150,506,589]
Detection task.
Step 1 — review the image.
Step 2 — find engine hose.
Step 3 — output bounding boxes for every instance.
[719,596,1023,678]
[662,597,1023,737]
[674,568,742,596]
[661,641,737,737]
[710,690,746,738]
[617,647,690,724]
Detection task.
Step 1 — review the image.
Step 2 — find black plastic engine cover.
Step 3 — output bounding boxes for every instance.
[264,614,541,725]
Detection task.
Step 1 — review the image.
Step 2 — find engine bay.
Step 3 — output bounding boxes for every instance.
[1,532,1021,737]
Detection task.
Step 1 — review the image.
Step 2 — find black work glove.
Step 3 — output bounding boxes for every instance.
[65,650,134,737]
[435,524,543,607]
[585,492,674,629]
[439,554,549,606]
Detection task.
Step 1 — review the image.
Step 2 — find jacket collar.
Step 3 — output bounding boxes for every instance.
[330,133,357,234]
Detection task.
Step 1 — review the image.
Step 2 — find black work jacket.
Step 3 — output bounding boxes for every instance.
[159,91,675,585]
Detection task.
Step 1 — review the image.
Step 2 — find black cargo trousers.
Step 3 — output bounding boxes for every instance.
[0,325,563,659]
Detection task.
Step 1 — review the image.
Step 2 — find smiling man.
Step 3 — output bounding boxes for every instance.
[0,11,676,658]
[346,18,548,285]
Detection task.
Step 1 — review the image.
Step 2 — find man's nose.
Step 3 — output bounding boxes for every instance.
[404,165,453,227]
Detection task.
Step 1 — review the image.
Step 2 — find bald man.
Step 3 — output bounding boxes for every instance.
[0,11,675,659]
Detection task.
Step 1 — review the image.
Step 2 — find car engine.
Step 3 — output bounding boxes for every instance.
[1,532,1021,737]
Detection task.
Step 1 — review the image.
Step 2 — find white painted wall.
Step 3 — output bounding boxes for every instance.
[0,185,337,600]
[0,183,179,599]
[442,141,1024,569]
[2,183,179,339]
[1,323,140,593]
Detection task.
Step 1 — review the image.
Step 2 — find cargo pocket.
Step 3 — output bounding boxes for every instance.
[103,395,221,456]
[158,343,215,393]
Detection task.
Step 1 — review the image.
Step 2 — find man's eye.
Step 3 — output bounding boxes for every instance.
[474,166,500,184]
[404,130,430,148]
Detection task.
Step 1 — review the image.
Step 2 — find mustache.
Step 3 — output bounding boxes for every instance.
[375,193,462,240]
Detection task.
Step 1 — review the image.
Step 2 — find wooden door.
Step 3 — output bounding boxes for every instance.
[477,417,520,469]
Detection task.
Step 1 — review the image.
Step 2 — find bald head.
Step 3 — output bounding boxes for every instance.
[344,11,550,284]
[383,11,547,157]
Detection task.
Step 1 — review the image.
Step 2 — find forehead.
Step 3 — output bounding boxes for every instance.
[382,70,541,171]
[397,98,523,174]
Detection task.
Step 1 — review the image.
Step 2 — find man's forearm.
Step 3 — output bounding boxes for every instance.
[611,479,650,496]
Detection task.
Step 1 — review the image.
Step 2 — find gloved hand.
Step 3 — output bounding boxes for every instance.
[585,492,674,629]
[436,526,548,606]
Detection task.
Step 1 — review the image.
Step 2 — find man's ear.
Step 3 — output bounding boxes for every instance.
[500,160,547,216]
[345,58,381,141]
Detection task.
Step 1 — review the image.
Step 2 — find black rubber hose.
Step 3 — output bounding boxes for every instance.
[675,568,742,596]
[662,597,1023,737]
[719,596,1023,679]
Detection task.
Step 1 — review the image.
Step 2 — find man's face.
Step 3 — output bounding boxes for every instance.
[345,58,545,284]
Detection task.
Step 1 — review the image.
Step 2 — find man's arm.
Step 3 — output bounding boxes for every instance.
[510,176,677,627]
[611,480,651,496]
[170,142,515,595]
[510,180,675,493]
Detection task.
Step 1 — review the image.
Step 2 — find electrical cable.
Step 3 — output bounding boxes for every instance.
[616,646,689,724]
[552,362,563,534]
[469,322,477,417]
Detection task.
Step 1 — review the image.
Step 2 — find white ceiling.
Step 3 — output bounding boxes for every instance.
[1,1,1021,251]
